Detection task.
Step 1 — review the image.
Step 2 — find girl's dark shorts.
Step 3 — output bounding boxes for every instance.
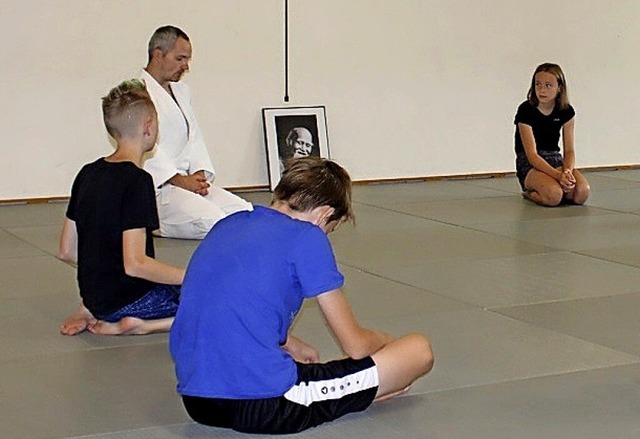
[515,151,564,190]
[182,356,379,435]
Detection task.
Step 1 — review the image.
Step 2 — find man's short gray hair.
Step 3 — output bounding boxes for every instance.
[147,25,190,62]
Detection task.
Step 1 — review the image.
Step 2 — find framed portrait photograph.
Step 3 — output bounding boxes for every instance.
[262,106,329,191]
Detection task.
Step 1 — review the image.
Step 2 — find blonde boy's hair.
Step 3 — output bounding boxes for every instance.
[101,79,156,140]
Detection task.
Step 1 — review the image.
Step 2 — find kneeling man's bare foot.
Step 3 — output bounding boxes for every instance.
[90,316,173,336]
[61,304,98,336]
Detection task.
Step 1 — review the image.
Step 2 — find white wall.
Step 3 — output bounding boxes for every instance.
[1,0,638,200]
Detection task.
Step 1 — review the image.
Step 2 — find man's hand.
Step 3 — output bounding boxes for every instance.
[169,171,210,196]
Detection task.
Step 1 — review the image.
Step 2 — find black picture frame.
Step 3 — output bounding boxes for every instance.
[262,106,329,191]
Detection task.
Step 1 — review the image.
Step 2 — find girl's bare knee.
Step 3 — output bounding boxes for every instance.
[548,188,565,206]
[573,184,590,205]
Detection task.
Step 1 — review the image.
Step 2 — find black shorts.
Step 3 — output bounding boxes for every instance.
[515,151,564,190]
[182,356,379,435]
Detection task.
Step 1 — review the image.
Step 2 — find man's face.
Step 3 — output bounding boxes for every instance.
[292,129,313,158]
[158,37,192,83]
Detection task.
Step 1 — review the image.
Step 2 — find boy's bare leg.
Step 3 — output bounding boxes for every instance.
[61,304,98,335]
[89,317,174,335]
[371,333,434,402]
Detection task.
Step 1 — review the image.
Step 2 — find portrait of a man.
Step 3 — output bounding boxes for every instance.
[275,115,321,173]
[263,106,329,190]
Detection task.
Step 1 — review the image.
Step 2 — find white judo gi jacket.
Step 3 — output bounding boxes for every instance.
[138,69,251,239]
[140,69,215,191]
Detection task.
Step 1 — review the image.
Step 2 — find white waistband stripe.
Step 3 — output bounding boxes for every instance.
[284,366,379,407]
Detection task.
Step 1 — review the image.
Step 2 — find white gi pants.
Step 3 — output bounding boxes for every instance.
[156,184,253,240]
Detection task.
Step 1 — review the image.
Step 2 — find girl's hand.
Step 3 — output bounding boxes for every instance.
[563,169,576,183]
[559,170,576,192]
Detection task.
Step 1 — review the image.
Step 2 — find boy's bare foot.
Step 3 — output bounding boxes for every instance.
[89,316,173,335]
[374,385,411,403]
[89,317,144,335]
[61,304,98,336]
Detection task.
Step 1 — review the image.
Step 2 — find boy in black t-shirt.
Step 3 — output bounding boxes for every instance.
[58,79,185,336]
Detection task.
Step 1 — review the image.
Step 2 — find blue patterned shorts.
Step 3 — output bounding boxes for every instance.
[515,151,564,190]
[97,284,181,323]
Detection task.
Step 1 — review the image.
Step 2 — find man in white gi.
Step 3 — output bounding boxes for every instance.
[141,25,252,239]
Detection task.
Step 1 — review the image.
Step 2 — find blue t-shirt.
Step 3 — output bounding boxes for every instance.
[169,206,344,399]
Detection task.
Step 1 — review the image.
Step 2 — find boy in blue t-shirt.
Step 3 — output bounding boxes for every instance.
[58,79,185,336]
[170,157,434,434]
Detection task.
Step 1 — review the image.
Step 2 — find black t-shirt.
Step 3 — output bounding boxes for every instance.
[514,101,575,154]
[66,158,159,316]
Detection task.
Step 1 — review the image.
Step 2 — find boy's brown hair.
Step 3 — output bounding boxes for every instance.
[274,157,355,225]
